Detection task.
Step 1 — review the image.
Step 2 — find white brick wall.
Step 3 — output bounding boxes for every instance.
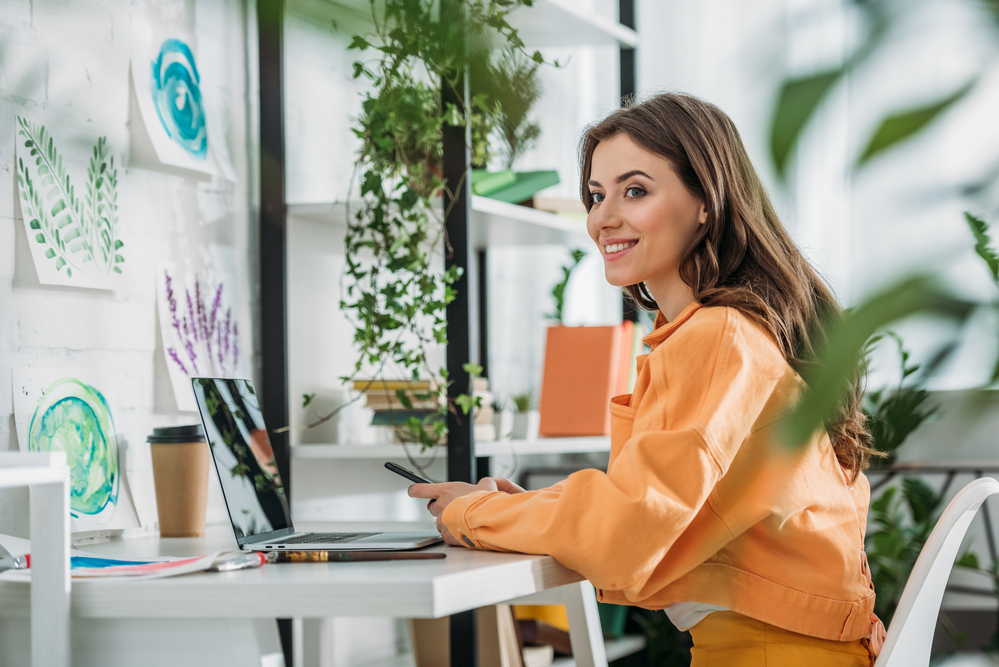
[0,0,257,536]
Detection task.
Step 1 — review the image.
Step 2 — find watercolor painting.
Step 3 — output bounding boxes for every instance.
[151,38,208,160]
[156,261,242,411]
[14,117,125,290]
[12,370,140,532]
[130,16,235,180]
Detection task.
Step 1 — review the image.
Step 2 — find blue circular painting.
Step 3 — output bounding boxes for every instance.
[151,38,208,159]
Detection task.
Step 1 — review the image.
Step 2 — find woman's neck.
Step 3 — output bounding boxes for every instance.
[644,273,695,323]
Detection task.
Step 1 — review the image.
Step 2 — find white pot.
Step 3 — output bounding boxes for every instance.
[492,410,514,440]
[511,411,540,441]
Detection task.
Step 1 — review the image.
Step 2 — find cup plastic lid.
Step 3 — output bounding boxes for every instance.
[147,424,206,443]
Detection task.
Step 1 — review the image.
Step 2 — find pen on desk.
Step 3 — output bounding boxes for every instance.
[209,551,268,572]
[271,551,446,563]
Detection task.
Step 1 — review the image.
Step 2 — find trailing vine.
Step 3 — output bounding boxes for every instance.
[296,0,553,452]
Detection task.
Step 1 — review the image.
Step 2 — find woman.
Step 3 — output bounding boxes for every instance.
[410,93,884,666]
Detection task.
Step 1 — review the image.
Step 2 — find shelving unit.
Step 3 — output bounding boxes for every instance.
[271,2,640,665]
[286,196,590,248]
[292,436,611,460]
[291,0,639,50]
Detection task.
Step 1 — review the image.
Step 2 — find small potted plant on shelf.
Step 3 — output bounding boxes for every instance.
[491,397,514,441]
[510,390,539,440]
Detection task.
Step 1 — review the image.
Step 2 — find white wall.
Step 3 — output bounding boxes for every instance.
[0,0,258,537]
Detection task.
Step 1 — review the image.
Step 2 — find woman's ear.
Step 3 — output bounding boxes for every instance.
[698,204,708,225]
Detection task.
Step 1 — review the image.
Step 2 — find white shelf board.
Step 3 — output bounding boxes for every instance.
[291,436,611,460]
[287,197,590,248]
[299,0,637,49]
[504,0,638,48]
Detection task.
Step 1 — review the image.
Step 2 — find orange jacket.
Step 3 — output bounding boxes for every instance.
[442,303,877,641]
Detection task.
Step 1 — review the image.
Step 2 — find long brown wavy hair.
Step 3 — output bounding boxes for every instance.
[579,93,876,479]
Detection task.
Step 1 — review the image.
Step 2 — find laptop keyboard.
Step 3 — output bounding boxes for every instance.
[280,532,378,545]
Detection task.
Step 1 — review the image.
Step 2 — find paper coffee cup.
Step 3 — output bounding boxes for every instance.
[148,425,209,538]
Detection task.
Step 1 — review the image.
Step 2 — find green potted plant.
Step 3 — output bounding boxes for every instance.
[510,389,539,440]
[285,0,556,449]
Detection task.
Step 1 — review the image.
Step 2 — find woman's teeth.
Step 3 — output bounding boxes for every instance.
[604,241,637,254]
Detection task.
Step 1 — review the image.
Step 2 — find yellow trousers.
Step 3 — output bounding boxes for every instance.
[689,611,873,667]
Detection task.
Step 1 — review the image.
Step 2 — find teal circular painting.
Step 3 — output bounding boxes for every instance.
[27,378,119,521]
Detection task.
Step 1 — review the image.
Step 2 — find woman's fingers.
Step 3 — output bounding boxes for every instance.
[489,477,527,494]
[408,482,444,499]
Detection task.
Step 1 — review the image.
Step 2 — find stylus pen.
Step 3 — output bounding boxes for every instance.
[270,551,446,563]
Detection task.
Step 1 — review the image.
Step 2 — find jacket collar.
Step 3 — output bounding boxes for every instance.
[642,301,702,351]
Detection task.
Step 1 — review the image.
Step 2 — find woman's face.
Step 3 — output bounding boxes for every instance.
[586,133,706,293]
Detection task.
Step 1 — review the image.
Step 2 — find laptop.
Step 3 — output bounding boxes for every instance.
[191,377,443,551]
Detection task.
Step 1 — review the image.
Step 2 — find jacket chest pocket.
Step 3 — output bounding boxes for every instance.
[609,395,637,465]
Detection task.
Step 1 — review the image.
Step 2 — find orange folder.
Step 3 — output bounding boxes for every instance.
[538,322,634,437]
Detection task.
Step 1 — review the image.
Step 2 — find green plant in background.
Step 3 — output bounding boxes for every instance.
[864,332,940,468]
[867,477,946,624]
[547,248,586,323]
[294,0,557,450]
[471,47,544,170]
[15,117,123,278]
[511,389,534,413]
[769,0,999,447]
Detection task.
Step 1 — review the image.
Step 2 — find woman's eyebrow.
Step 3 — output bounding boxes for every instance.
[615,170,652,183]
[587,170,654,188]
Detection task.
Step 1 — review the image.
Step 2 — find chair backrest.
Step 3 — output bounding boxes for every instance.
[875,477,999,667]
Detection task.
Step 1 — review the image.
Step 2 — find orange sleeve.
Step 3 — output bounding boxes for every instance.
[442,309,786,595]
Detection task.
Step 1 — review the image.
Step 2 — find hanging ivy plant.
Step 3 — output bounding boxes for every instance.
[295,0,555,451]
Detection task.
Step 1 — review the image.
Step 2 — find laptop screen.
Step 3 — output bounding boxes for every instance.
[192,378,292,541]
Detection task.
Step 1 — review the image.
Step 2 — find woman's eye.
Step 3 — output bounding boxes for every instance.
[625,187,646,198]
[591,192,605,203]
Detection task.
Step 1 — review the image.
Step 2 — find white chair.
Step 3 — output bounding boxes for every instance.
[0,451,70,667]
[875,477,999,667]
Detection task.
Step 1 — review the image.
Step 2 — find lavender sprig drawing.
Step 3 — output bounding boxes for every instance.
[163,268,239,377]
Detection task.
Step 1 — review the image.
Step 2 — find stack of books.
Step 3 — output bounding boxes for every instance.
[352,378,497,442]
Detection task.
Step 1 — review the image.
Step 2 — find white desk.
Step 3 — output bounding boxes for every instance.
[0,523,608,667]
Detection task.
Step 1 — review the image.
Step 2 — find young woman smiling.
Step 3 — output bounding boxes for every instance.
[410,93,884,666]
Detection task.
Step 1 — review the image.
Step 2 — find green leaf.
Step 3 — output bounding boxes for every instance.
[770,69,842,179]
[45,249,55,259]
[29,219,40,230]
[51,199,66,217]
[857,81,975,166]
[35,233,45,243]
[348,35,370,51]
[782,275,973,446]
[462,362,483,378]
[955,552,980,570]
[302,393,316,408]
[964,212,999,284]
[55,258,66,271]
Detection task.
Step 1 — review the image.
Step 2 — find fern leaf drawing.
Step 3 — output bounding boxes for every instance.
[16,117,123,280]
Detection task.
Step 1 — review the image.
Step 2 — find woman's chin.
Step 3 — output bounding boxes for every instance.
[603,271,639,289]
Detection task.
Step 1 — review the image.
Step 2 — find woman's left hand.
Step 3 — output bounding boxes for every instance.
[408,477,525,546]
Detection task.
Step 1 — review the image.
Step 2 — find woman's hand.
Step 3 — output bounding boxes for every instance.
[408,477,525,546]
